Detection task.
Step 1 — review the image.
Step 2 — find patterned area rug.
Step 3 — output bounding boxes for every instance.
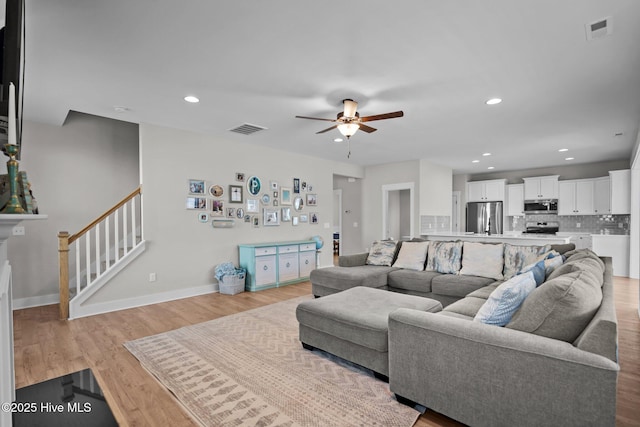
[124,295,419,427]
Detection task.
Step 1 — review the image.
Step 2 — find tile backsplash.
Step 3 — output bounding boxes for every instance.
[508,214,630,235]
[421,215,451,234]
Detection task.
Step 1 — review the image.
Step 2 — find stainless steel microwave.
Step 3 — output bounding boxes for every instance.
[524,199,558,214]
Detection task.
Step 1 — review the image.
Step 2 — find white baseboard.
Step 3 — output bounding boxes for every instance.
[69,283,218,319]
[13,293,59,310]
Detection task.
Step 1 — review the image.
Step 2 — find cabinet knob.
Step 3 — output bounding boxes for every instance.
[286,262,291,268]
[263,265,268,271]
[305,260,309,265]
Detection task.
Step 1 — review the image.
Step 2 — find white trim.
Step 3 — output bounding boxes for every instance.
[70,283,217,319]
[333,188,343,256]
[13,293,59,310]
[452,190,461,232]
[382,182,415,240]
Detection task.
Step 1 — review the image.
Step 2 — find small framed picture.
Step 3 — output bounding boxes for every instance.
[301,181,307,192]
[235,172,245,182]
[209,184,224,198]
[271,181,278,190]
[281,207,291,222]
[263,208,280,226]
[299,214,308,223]
[253,216,260,228]
[189,179,206,195]
[247,176,262,196]
[306,193,317,206]
[273,191,278,198]
[244,214,251,223]
[236,208,245,218]
[229,185,243,203]
[227,207,235,218]
[246,199,259,213]
[281,187,292,205]
[293,178,300,193]
[308,184,314,192]
[292,216,299,226]
[211,199,224,216]
[273,200,279,207]
[310,212,319,224]
[186,197,207,210]
[198,212,209,222]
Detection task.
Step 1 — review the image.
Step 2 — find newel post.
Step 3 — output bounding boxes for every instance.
[58,231,70,320]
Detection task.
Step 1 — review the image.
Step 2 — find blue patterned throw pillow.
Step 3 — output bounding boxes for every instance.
[503,244,551,279]
[519,260,546,286]
[366,240,398,266]
[474,271,537,326]
[425,240,463,274]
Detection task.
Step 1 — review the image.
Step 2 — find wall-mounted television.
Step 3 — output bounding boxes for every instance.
[0,0,24,150]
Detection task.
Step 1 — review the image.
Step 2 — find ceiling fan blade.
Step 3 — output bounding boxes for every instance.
[316,125,338,134]
[295,115,337,122]
[358,124,377,133]
[343,99,358,118]
[360,111,404,122]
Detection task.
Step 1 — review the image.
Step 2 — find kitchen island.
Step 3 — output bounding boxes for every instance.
[422,232,572,246]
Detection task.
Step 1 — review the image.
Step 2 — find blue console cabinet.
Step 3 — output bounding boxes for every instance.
[239,240,317,291]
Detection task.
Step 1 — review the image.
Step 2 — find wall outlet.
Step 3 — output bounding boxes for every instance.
[618,222,623,228]
[12,226,25,236]
[576,223,581,228]
[353,222,358,228]
[323,222,330,229]
[149,273,157,282]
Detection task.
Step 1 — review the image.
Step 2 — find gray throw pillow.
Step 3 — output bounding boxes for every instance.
[506,270,603,342]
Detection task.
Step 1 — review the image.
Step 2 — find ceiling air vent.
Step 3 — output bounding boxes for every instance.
[585,17,612,41]
[228,123,268,135]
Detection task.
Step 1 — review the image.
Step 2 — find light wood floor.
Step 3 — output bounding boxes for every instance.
[13,277,640,427]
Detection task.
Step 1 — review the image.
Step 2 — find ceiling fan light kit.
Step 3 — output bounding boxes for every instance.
[295,98,404,158]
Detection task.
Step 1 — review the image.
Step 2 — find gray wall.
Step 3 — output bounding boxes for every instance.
[7,112,140,306]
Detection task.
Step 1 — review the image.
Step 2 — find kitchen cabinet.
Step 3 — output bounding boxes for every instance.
[558,179,594,215]
[467,179,506,202]
[593,177,611,214]
[239,240,317,291]
[507,184,524,216]
[523,175,559,200]
[592,235,630,277]
[609,169,631,214]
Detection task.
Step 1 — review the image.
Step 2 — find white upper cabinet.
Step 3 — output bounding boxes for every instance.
[609,169,631,214]
[507,184,524,216]
[558,179,594,215]
[593,177,611,214]
[466,179,506,202]
[523,175,559,200]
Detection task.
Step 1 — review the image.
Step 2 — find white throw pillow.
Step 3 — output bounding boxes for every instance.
[459,241,504,280]
[392,241,430,271]
[474,271,537,326]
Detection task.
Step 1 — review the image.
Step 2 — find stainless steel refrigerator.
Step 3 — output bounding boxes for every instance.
[466,201,503,234]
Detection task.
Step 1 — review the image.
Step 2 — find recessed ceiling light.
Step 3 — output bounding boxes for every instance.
[113,106,129,113]
[565,157,574,161]
[558,148,569,152]
[334,138,343,143]
[472,160,480,163]
[487,166,495,170]
[615,132,624,136]
[184,95,200,103]
[482,152,491,156]
[485,98,502,105]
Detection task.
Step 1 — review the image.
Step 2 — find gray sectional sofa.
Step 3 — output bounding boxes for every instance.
[305,241,619,426]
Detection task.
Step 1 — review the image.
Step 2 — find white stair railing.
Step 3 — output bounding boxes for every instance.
[58,187,142,319]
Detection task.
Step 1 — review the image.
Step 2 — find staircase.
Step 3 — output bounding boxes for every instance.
[58,187,145,319]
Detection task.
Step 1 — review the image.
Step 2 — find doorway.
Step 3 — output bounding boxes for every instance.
[452,191,461,232]
[382,183,415,240]
[333,189,342,262]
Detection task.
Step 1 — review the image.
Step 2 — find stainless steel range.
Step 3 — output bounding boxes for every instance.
[522,221,559,235]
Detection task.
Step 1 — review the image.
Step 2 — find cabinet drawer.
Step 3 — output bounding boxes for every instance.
[255,246,277,256]
[278,253,299,282]
[255,255,277,286]
[278,245,299,254]
[299,243,316,252]
[299,251,316,277]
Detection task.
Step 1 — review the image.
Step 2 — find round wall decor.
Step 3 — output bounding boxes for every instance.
[247,176,261,196]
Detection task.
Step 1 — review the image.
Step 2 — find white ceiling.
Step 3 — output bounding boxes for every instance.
[23,0,640,173]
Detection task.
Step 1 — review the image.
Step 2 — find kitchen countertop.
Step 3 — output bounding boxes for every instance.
[422,232,573,244]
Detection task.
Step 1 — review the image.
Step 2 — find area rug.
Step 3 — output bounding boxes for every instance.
[124,295,419,427]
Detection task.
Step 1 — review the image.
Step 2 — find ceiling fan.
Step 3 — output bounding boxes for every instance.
[295,99,404,157]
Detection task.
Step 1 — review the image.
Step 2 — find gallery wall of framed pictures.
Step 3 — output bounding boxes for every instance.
[186,174,321,230]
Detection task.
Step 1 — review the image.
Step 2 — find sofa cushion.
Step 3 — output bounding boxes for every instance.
[562,248,605,271]
[466,282,501,299]
[474,271,537,326]
[459,241,504,280]
[309,265,396,292]
[392,241,429,271]
[442,296,487,318]
[503,243,551,279]
[387,269,441,293]
[366,240,398,266]
[425,240,463,274]
[431,274,495,298]
[506,269,603,342]
[547,257,604,283]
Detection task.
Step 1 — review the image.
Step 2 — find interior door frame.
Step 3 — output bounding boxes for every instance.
[382,182,415,240]
[452,190,461,232]
[333,188,343,256]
